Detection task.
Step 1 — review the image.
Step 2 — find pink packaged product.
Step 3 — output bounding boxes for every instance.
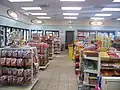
[0,75,8,84]
[12,76,17,84]
[8,75,13,84]
[2,67,8,74]
[24,69,31,77]
[18,50,23,58]
[6,58,11,66]
[17,59,24,67]
[17,77,24,84]
[12,50,18,58]
[0,58,6,66]
[25,59,32,67]
[1,50,7,57]
[17,69,24,77]
[11,58,17,66]
[12,68,18,76]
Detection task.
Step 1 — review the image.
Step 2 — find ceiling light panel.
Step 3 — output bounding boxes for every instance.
[91,17,104,20]
[117,18,120,20]
[31,13,47,15]
[95,14,112,16]
[102,8,120,11]
[63,13,79,16]
[60,0,85,2]
[61,7,82,10]
[64,17,77,19]
[21,7,41,10]
[37,17,51,19]
[8,0,33,2]
[113,0,120,2]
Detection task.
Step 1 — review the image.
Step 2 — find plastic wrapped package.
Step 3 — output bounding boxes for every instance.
[12,50,18,58]
[17,50,23,58]
[17,69,24,77]
[6,58,11,66]
[12,68,18,76]
[0,58,6,66]
[17,59,24,67]
[7,68,13,75]
[0,75,8,84]
[11,58,17,66]
[8,75,13,84]
[23,50,32,58]
[24,69,31,77]
[17,77,24,84]
[7,50,13,57]
[12,76,17,84]
[25,59,32,67]
[1,50,7,57]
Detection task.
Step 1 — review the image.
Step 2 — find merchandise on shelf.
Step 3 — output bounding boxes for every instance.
[0,46,38,85]
[54,37,61,54]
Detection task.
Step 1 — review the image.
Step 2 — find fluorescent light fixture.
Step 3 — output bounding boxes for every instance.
[63,13,79,16]
[64,17,77,19]
[61,7,82,10]
[37,17,51,19]
[90,21,104,26]
[102,8,120,11]
[31,13,47,15]
[8,0,33,2]
[117,18,120,20]
[95,14,112,16]
[91,17,104,20]
[60,0,85,2]
[21,7,41,10]
[113,0,120,2]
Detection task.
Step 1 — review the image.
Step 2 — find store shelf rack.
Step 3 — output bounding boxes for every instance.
[0,46,39,90]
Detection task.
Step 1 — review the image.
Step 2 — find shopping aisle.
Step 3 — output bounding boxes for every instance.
[33,51,78,90]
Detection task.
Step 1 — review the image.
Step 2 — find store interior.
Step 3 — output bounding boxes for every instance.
[0,0,120,90]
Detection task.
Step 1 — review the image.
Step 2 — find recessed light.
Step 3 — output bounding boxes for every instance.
[117,18,120,20]
[102,8,120,11]
[21,7,41,10]
[90,21,104,26]
[60,0,85,2]
[64,17,77,19]
[63,13,79,16]
[37,17,51,19]
[113,0,120,2]
[31,13,47,15]
[61,7,82,10]
[95,14,112,16]
[8,0,33,2]
[91,17,104,20]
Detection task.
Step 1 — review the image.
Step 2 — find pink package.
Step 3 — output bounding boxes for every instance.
[25,59,31,67]
[6,58,11,66]
[17,59,24,67]
[0,58,6,66]
[11,58,17,66]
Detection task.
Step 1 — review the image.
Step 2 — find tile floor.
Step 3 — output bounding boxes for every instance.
[33,51,78,90]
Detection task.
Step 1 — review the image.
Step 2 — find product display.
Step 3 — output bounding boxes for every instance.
[0,46,38,87]
[54,37,61,54]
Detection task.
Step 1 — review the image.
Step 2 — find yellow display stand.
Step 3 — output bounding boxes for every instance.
[68,46,73,60]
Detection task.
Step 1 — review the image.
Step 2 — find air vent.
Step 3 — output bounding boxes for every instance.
[39,4,49,8]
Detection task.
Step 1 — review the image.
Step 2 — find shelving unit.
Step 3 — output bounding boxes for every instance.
[54,37,61,54]
[46,38,54,60]
[0,46,39,90]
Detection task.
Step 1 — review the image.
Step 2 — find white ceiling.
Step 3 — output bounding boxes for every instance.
[0,0,120,20]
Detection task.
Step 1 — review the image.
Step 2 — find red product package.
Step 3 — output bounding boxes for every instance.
[0,58,6,66]
[6,58,11,66]
[11,58,17,66]
[17,59,24,67]
[25,59,32,67]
